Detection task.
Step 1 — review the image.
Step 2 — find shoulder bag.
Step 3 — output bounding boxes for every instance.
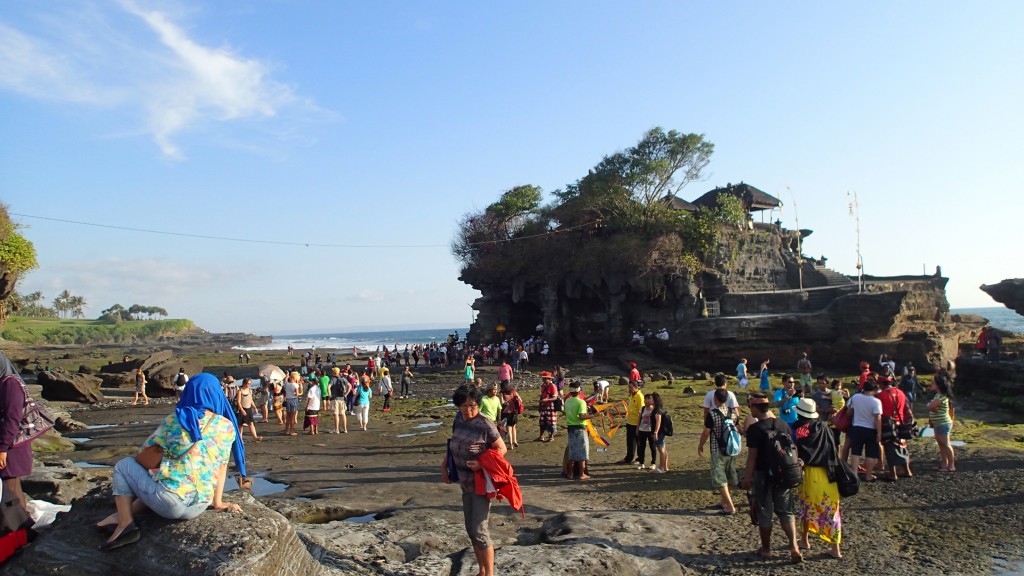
[830,404,853,433]
[3,375,56,448]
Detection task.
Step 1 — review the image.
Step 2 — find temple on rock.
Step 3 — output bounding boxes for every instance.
[461,182,982,371]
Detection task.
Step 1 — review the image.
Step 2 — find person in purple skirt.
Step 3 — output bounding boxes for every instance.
[0,351,33,512]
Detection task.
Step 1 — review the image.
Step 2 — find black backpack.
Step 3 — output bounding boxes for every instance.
[764,419,804,489]
[659,410,674,436]
[175,372,187,387]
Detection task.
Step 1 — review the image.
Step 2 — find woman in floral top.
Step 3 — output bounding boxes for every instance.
[95,373,247,550]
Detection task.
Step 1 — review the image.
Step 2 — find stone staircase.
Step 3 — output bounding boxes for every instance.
[813,264,855,286]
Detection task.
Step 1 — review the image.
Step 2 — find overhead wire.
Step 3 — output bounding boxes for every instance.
[10,212,598,249]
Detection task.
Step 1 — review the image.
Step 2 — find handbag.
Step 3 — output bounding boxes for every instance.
[830,405,852,432]
[825,428,859,497]
[444,438,459,483]
[4,375,56,447]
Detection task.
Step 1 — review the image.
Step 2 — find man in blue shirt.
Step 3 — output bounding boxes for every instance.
[773,374,800,435]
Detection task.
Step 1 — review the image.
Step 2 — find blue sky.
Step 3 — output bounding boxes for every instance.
[2,1,1021,334]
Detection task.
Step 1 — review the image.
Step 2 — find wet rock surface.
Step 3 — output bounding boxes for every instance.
[11,364,1024,575]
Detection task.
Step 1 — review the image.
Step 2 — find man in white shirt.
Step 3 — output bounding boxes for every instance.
[846,380,883,479]
[703,373,740,418]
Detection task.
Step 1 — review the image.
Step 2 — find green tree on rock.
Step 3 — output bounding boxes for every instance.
[0,204,39,323]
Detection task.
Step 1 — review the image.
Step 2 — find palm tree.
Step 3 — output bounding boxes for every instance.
[53,290,72,319]
[69,295,86,319]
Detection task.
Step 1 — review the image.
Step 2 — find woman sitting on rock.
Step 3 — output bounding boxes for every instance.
[95,373,247,550]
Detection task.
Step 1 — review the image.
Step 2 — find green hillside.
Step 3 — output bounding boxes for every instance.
[1,317,196,345]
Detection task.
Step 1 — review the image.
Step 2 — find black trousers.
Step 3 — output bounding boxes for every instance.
[624,424,638,461]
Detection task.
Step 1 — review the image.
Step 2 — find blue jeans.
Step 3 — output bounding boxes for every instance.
[113,458,209,520]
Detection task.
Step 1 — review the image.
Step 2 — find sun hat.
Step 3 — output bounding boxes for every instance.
[540,371,553,379]
[795,398,819,420]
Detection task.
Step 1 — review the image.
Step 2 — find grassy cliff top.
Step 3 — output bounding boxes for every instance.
[2,316,196,346]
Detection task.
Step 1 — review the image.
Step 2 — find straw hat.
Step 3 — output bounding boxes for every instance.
[795,398,819,419]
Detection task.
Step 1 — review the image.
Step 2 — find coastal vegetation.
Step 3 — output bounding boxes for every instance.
[1,316,195,345]
[452,128,744,296]
[0,203,39,321]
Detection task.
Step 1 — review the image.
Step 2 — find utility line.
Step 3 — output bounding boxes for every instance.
[11,212,597,249]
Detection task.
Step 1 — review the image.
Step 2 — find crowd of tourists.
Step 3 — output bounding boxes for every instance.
[443,349,959,570]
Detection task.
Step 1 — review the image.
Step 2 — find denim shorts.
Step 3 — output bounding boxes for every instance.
[932,422,952,438]
[285,398,299,413]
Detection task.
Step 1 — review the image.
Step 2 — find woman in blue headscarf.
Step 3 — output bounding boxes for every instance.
[96,373,247,550]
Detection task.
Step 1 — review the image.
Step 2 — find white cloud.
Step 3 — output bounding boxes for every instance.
[349,290,385,303]
[23,257,222,317]
[0,2,325,159]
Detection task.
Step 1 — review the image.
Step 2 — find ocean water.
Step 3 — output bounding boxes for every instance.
[952,307,1024,334]
[234,327,469,352]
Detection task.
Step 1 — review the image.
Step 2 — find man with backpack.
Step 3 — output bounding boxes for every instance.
[742,393,803,563]
[698,388,741,514]
[173,368,189,401]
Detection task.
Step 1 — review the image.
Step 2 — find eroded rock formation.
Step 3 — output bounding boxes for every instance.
[981,279,1024,317]
[466,225,981,371]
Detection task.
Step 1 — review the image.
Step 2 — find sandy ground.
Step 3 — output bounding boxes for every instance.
[26,347,1024,575]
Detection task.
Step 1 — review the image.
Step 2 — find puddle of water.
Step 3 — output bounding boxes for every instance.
[397,430,439,438]
[73,461,109,468]
[68,437,92,444]
[993,558,1024,575]
[295,497,312,502]
[413,422,443,429]
[225,474,288,496]
[950,440,966,447]
[344,513,378,523]
[87,424,118,430]
[313,487,350,492]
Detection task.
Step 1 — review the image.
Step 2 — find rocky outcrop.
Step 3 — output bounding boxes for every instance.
[38,371,105,403]
[466,224,979,371]
[99,350,206,398]
[4,488,321,576]
[981,279,1024,317]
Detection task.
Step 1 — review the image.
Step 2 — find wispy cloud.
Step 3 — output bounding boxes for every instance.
[0,1,328,159]
[349,290,385,303]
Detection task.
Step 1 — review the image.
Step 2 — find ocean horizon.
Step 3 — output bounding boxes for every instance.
[230,307,1022,353]
[234,327,470,352]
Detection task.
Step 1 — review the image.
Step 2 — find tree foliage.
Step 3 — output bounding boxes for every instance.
[453,128,733,295]
[552,128,713,234]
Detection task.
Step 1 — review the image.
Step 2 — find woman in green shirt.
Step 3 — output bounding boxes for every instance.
[927,374,955,472]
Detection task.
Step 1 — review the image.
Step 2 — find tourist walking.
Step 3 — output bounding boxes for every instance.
[400,366,414,398]
[699,388,739,513]
[759,358,771,392]
[704,372,740,417]
[877,378,913,481]
[500,385,523,448]
[356,375,372,431]
[131,368,149,406]
[304,376,321,435]
[535,371,559,442]
[792,398,842,558]
[796,352,813,395]
[235,378,263,441]
[283,372,301,436]
[650,392,669,473]
[379,368,393,411]
[928,373,956,472]
[441,385,507,576]
[464,356,475,383]
[497,359,513,390]
[737,358,750,389]
[773,375,800,435]
[563,382,594,480]
[329,368,349,433]
[742,395,803,563]
[479,383,503,422]
[846,380,882,482]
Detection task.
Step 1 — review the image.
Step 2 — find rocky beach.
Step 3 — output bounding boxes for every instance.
[4,342,1024,576]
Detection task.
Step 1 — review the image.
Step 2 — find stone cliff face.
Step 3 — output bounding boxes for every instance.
[465,225,980,371]
[981,279,1024,317]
